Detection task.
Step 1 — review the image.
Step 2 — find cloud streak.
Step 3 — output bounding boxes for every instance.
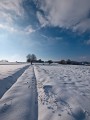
[37,0,90,32]
[1,0,90,33]
[86,40,90,45]
[0,0,24,16]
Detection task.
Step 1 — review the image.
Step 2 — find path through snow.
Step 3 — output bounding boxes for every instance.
[0,65,29,98]
[0,65,90,120]
[0,66,38,120]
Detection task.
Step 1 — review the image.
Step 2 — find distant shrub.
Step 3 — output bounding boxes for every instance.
[59,60,66,64]
[66,59,72,64]
[48,60,53,65]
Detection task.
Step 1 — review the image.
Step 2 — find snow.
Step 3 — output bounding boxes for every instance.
[34,65,90,120]
[0,66,38,120]
[0,64,29,98]
[0,63,28,79]
[0,64,90,120]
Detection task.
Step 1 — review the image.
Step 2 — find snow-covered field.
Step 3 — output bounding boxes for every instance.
[35,65,90,120]
[0,64,29,98]
[0,63,29,79]
[0,64,90,120]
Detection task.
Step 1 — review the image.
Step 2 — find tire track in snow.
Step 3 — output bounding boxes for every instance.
[34,65,88,120]
[0,66,38,120]
[0,65,30,99]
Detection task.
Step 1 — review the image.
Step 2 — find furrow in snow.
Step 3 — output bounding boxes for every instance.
[34,65,90,120]
[0,65,30,99]
[0,66,38,120]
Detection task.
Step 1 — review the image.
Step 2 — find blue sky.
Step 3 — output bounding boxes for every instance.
[0,0,90,62]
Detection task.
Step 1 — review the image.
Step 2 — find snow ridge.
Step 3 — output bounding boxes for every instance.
[0,65,30,99]
[0,66,38,120]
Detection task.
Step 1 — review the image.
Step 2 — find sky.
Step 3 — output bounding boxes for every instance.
[0,0,90,62]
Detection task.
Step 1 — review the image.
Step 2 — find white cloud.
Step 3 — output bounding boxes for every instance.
[73,19,90,33]
[0,0,90,33]
[0,24,17,32]
[40,34,63,45]
[86,40,90,45]
[0,0,25,31]
[25,25,36,34]
[0,0,24,16]
[24,24,44,35]
[0,23,36,35]
[37,0,90,32]
[37,11,49,27]
[0,0,40,35]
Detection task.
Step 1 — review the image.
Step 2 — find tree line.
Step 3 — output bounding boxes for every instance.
[26,54,90,65]
[26,54,53,65]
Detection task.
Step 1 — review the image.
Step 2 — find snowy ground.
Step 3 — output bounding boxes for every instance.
[0,63,29,79]
[0,64,29,98]
[0,66,37,120]
[0,64,90,120]
[35,65,90,120]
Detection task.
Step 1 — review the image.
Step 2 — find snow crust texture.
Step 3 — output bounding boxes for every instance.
[0,64,90,120]
[0,66,38,120]
[34,65,90,120]
[0,64,29,98]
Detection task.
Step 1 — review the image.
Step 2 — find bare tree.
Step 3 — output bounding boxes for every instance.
[26,54,37,64]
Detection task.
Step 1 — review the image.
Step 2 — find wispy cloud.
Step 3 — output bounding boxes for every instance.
[25,26,35,34]
[0,0,24,16]
[0,0,25,28]
[85,39,90,45]
[0,0,25,33]
[0,0,43,35]
[37,11,49,27]
[24,25,43,34]
[40,34,63,45]
[0,0,90,33]
[0,24,18,32]
[37,0,90,32]
[79,56,90,62]
[73,19,90,33]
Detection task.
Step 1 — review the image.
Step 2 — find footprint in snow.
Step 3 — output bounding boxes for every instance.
[28,85,31,88]
[72,107,86,120]
[58,113,61,116]
[1,103,10,113]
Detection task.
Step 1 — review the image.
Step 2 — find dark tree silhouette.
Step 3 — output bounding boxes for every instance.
[67,59,71,64]
[26,54,37,64]
[38,59,44,63]
[59,60,66,64]
[48,60,53,65]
